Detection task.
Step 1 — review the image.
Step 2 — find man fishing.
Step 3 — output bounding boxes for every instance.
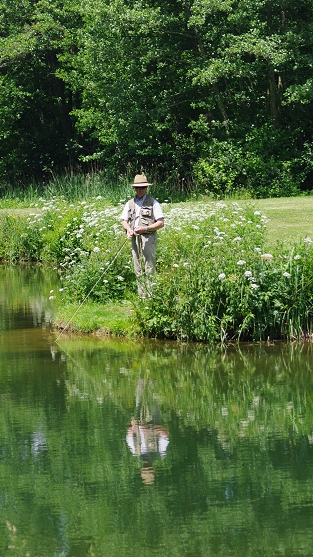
[121,174,164,298]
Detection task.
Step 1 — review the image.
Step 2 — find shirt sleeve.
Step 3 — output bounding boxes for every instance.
[152,200,164,221]
[158,433,169,456]
[121,202,129,221]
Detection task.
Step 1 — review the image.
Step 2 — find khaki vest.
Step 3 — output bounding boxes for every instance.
[128,194,155,231]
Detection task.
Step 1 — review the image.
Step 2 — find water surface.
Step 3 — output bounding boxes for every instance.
[1,266,313,556]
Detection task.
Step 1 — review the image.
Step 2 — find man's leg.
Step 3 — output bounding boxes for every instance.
[132,234,157,297]
[132,235,145,297]
[141,234,156,297]
[142,233,156,275]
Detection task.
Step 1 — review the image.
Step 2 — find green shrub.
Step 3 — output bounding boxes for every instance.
[0,213,43,261]
[193,129,304,198]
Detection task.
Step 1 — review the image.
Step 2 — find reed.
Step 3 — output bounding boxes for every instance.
[0,171,196,207]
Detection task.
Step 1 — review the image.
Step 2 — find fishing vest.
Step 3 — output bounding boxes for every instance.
[128,195,155,231]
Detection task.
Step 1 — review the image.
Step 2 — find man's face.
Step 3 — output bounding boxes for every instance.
[134,186,147,199]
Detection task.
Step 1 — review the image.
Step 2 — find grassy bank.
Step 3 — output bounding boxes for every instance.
[1,194,313,341]
[55,301,138,338]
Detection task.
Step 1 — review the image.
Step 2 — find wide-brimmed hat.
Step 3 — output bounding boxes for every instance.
[131,174,151,187]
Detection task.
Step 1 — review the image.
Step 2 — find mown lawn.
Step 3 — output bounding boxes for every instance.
[241,196,313,246]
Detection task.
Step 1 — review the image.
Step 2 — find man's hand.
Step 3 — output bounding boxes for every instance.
[134,226,146,235]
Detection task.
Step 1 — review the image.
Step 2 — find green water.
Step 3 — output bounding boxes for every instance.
[1,266,313,556]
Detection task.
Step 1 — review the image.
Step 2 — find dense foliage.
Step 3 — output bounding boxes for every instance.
[0,0,313,196]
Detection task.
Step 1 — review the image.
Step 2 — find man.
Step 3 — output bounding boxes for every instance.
[121,174,164,297]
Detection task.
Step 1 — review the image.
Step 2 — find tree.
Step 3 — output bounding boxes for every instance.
[0,0,82,181]
[0,0,312,194]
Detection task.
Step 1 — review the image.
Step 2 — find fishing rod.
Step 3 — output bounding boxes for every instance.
[55,236,129,342]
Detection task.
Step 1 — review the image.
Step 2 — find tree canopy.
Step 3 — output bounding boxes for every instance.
[0,0,312,196]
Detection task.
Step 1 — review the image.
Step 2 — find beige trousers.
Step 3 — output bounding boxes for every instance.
[132,233,157,297]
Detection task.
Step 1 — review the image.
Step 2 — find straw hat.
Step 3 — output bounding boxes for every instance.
[131,174,152,187]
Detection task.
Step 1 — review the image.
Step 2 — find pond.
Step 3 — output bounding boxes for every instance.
[1,265,313,556]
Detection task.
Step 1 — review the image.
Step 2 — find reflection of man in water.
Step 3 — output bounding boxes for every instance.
[126,420,169,485]
[126,379,169,484]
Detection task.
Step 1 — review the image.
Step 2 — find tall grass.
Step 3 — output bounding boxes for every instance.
[0,172,201,207]
[0,173,131,206]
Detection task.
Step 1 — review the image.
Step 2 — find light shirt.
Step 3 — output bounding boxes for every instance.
[126,426,169,457]
[121,194,164,228]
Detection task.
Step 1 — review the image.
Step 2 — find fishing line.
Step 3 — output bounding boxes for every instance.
[55,236,129,342]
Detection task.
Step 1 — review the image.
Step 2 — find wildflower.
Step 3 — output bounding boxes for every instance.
[49,295,56,300]
[283,272,291,278]
[218,273,226,281]
[117,276,124,281]
[237,260,246,265]
[304,236,313,244]
[50,290,54,293]
[250,283,259,289]
[261,253,273,260]
[233,237,242,242]
[294,254,301,260]
[103,279,109,283]
[59,288,64,292]
[244,270,252,277]
[93,246,101,253]
[173,264,179,268]
[254,211,261,216]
